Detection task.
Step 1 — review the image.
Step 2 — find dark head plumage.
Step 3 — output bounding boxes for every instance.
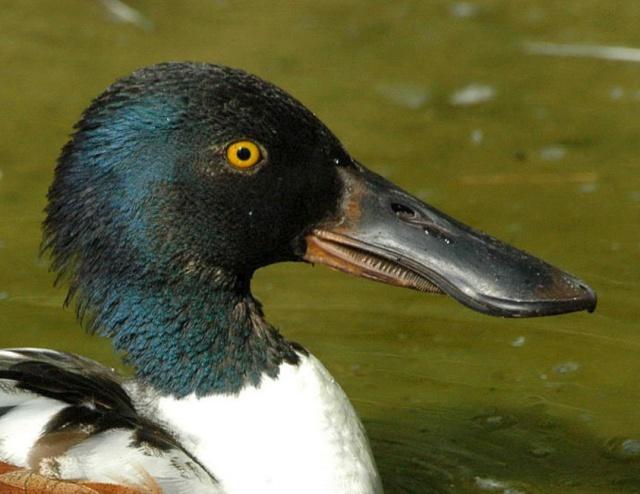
[45,62,348,300]
[43,63,351,395]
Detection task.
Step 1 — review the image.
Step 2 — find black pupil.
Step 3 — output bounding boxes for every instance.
[236,147,252,161]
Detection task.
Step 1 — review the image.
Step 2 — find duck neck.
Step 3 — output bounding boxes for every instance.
[87,269,300,397]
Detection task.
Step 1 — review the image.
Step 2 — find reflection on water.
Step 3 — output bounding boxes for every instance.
[1,1,639,492]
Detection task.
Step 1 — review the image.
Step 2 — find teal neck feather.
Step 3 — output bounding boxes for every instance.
[84,267,300,397]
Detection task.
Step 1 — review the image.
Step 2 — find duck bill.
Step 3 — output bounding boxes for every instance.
[304,164,596,317]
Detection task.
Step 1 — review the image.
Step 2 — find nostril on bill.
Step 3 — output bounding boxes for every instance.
[390,202,417,220]
[390,202,455,245]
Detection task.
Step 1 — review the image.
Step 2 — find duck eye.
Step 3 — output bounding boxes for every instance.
[226,140,263,169]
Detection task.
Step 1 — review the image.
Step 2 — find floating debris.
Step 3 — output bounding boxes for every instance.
[374,83,430,110]
[470,128,484,145]
[538,145,566,161]
[98,0,153,30]
[449,2,479,18]
[511,336,526,348]
[553,361,580,374]
[450,83,496,106]
[523,41,640,63]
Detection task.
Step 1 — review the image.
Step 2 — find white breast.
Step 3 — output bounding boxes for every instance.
[154,353,383,494]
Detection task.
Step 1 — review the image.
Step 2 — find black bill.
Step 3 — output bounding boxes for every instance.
[304,164,596,317]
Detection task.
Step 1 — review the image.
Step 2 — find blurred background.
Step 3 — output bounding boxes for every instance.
[1,1,639,492]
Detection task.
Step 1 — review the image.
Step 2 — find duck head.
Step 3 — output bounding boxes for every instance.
[46,62,595,320]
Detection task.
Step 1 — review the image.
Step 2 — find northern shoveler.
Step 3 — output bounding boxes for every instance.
[0,63,596,494]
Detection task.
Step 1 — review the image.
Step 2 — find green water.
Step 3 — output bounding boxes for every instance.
[1,1,639,492]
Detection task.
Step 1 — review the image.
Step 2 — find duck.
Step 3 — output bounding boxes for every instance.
[0,62,596,494]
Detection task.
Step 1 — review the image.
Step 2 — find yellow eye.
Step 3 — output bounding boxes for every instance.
[226,140,263,169]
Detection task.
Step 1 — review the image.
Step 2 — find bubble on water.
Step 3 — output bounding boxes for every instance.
[529,444,554,458]
[609,86,625,100]
[473,477,534,493]
[579,182,598,193]
[604,437,640,460]
[450,84,496,106]
[475,477,507,490]
[99,0,154,30]
[511,336,526,347]
[450,2,480,18]
[539,145,566,161]
[470,128,484,145]
[621,439,640,457]
[473,413,517,431]
[554,361,580,374]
